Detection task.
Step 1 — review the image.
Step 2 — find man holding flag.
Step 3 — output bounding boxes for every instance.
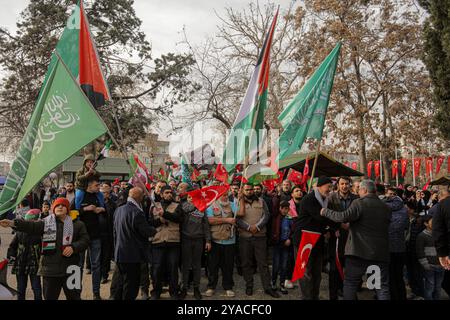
[291,176,335,300]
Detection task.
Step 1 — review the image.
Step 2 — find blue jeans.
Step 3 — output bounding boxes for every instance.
[79,239,102,295]
[423,267,445,300]
[344,256,390,300]
[16,274,42,300]
[272,243,292,285]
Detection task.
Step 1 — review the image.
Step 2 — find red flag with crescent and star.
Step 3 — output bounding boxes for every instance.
[374,161,380,178]
[351,162,358,171]
[214,163,229,183]
[392,160,399,178]
[287,169,303,185]
[367,161,373,178]
[187,184,230,212]
[401,159,408,177]
[436,156,444,175]
[291,230,321,282]
[414,158,421,178]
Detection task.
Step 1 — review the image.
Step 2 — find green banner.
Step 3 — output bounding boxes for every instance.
[277,42,341,161]
[0,55,108,215]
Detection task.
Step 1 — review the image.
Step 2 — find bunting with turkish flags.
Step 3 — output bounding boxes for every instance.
[367,161,373,178]
[187,184,230,212]
[292,230,321,282]
[436,156,445,175]
[425,157,433,178]
[401,159,408,177]
[392,160,399,178]
[414,158,421,178]
[374,161,380,178]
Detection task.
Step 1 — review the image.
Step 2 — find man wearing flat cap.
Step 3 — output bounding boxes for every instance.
[291,176,336,300]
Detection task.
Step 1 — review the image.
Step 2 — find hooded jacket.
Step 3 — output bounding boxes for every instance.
[384,196,409,253]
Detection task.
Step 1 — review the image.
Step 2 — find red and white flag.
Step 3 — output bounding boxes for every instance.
[436,156,445,175]
[374,161,380,178]
[401,159,408,177]
[367,161,373,178]
[414,158,421,178]
[302,158,310,185]
[392,160,399,178]
[292,230,321,282]
[287,169,303,185]
[187,184,230,212]
[351,162,358,171]
[214,163,229,183]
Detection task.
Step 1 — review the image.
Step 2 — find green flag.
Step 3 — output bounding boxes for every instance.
[277,42,341,161]
[0,54,108,215]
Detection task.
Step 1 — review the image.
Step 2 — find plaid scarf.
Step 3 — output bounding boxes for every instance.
[41,214,73,255]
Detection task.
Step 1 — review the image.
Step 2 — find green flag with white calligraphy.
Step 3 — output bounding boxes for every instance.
[277,42,341,161]
[0,54,108,215]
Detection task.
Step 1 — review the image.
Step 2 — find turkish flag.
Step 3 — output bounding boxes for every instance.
[414,158,421,177]
[214,163,229,183]
[436,156,445,175]
[374,161,380,178]
[291,230,321,282]
[158,168,165,178]
[79,1,110,108]
[392,160,399,178]
[302,158,310,185]
[425,157,433,178]
[187,184,230,212]
[276,170,284,184]
[191,167,201,181]
[367,161,373,178]
[235,164,243,173]
[401,159,408,177]
[288,169,303,185]
[448,156,450,174]
[262,179,276,192]
[351,162,358,171]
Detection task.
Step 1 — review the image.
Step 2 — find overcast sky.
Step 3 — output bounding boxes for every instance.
[0,0,293,160]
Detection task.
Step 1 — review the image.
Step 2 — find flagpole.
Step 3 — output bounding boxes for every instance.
[380,152,383,184]
[411,147,416,187]
[54,50,132,173]
[395,146,399,187]
[307,139,321,192]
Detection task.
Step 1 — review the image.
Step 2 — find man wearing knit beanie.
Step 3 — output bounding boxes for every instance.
[24,209,41,221]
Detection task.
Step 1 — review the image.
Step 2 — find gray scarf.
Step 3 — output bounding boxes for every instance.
[314,188,329,208]
[127,197,143,212]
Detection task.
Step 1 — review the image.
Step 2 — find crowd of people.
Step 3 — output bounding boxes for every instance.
[0,155,449,301]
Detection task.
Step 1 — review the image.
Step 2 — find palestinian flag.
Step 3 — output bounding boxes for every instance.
[96,139,112,162]
[41,0,110,108]
[222,9,278,173]
[129,154,149,185]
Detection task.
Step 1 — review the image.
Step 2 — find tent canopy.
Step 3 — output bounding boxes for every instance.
[279,151,364,177]
[430,175,450,186]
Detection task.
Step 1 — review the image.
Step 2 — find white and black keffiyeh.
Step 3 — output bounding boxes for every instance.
[42,214,73,254]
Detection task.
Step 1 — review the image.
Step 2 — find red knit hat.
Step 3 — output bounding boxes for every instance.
[51,197,70,213]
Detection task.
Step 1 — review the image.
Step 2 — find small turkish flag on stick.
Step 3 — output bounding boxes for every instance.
[291,230,321,282]
[186,184,230,212]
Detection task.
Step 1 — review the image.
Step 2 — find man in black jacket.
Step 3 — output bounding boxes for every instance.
[327,176,358,300]
[113,187,157,300]
[321,179,392,300]
[433,188,450,271]
[292,176,335,300]
[99,183,117,284]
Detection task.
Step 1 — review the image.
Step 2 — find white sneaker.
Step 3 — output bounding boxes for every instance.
[284,280,294,289]
[204,289,215,297]
[225,290,235,297]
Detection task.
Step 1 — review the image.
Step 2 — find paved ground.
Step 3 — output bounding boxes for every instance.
[1,229,447,300]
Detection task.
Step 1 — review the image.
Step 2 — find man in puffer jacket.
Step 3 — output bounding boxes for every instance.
[384,187,409,300]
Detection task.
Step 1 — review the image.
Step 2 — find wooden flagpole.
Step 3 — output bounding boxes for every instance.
[308,139,321,192]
